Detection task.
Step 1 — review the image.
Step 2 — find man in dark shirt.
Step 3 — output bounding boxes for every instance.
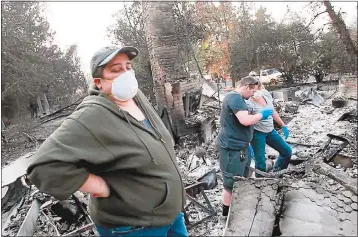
[217,76,273,219]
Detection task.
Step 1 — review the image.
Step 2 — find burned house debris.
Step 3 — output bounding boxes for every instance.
[224,79,358,236]
[2,0,357,236]
[2,74,357,236]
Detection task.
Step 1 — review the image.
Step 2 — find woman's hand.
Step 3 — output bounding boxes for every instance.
[91,178,110,198]
[80,173,110,198]
[281,126,290,139]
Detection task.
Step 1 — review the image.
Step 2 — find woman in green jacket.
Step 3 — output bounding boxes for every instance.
[27,46,188,236]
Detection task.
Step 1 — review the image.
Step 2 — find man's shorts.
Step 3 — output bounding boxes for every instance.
[219,146,251,192]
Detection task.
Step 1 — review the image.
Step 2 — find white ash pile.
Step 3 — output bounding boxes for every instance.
[267,83,357,180]
[290,101,357,178]
[191,103,220,122]
[174,132,226,236]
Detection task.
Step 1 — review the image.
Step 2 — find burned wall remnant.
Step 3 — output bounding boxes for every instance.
[143,2,212,142]
[143,2,186,137]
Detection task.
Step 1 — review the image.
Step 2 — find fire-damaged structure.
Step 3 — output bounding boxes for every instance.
[143,2,218,145]
[2,76,357,236]
[2,0,357,235]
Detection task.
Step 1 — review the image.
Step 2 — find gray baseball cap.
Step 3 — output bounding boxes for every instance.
[90,46,139,77]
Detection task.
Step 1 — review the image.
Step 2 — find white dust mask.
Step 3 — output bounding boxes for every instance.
[105,70,138,101]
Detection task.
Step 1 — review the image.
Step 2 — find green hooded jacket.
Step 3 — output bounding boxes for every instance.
[27,89,185,228]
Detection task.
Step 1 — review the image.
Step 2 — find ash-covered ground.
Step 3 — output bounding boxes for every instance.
[2,83,357,236]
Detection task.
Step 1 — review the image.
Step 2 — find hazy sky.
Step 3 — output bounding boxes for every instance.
[44,1,357,75]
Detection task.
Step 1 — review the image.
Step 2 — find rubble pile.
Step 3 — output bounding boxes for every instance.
[1,99,81,167]
[174,132,226,236]
[2,192,32,236]
[223,84,357,236]
[287,95,357,179]
[1,83,357,236]
[172,97,229,235]
[189,103,220,125]
[2,184,96,236]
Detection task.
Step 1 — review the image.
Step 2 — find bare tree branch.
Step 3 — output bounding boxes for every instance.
[306,10,327,28]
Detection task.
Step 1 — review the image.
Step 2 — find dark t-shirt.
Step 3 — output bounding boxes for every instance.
[218,91,253,150]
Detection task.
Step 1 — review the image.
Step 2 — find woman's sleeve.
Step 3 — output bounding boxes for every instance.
[27,117,112,200]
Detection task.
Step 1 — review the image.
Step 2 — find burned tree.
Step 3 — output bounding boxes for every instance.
[143,2,201,141]
[323,0,357,58]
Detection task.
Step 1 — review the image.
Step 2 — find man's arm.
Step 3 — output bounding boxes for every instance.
[228,94,272,126]
[235,111,262,126]
[236,107,274,126]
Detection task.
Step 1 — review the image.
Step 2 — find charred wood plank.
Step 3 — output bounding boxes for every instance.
[17,199,40,236]
[313,161,357,195]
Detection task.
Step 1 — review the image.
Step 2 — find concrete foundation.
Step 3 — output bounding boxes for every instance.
[223,180,278,236]
[281,188,357,236]
[224,174,358,236]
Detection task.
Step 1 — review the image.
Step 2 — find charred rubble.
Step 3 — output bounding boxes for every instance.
[224,77,357,236]
[1,76,357,236]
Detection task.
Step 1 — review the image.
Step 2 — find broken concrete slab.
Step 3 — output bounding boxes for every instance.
[223,180,278,236]
[280,188,357,236]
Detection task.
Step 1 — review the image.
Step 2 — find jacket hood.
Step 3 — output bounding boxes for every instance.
[79,88,121,116]
[80,88,155,133]
[78,88,164,165]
